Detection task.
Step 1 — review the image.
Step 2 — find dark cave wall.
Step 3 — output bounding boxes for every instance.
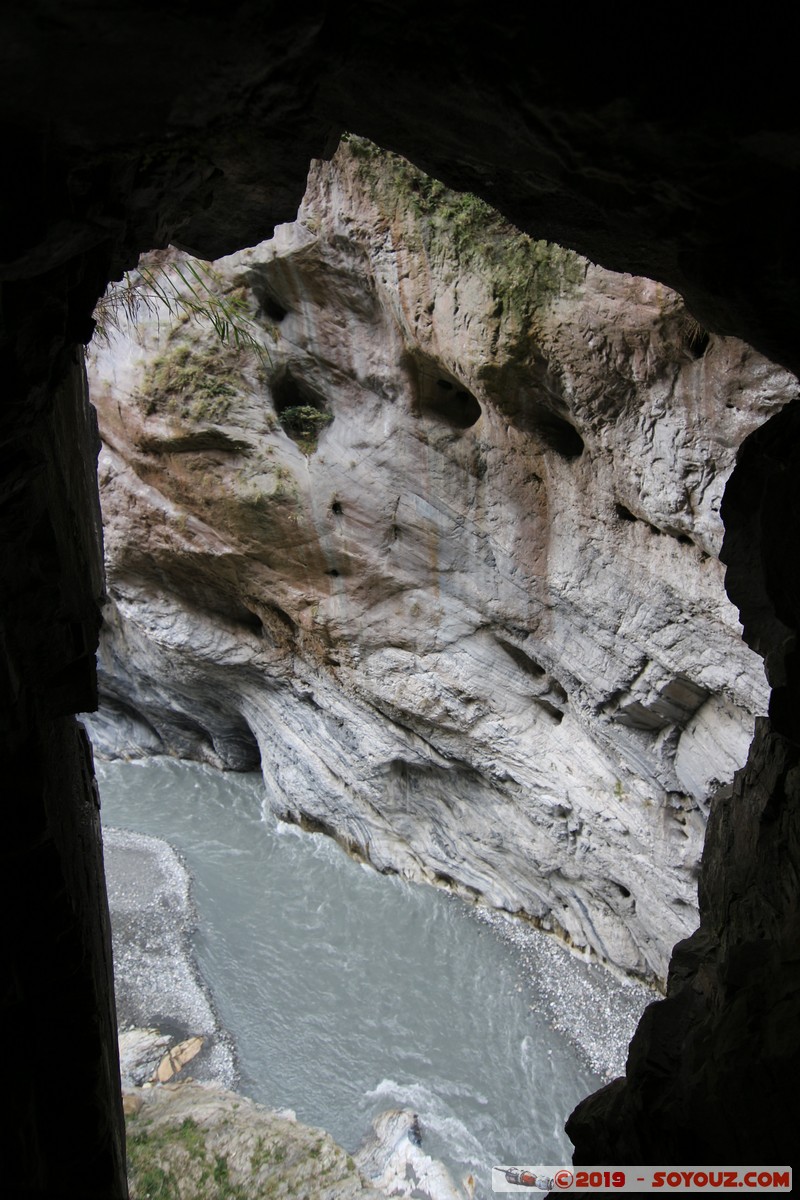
[1,5,799,1194]
[7,719,124,1195]
[1,344,125,1194]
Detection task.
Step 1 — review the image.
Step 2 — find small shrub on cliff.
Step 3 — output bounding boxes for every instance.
[278,405,333,454]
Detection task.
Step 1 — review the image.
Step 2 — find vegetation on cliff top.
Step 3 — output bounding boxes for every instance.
[342,134,585,320]
[125,1095,372,1200]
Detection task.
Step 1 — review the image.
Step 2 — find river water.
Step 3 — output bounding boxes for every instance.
[98,756,650,1196]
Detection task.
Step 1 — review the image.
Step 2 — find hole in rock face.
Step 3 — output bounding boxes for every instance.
[271,367,332,449]
[170,711,262,772]
[272,368,328,420]
[330,500,343,515]
[406,355,482,429]
[534,410,585,458]
[220,720,262,772]
[615,703,670,732]
[615,504,693,546]
[422,384,482,429]
[261,295,289,323]
[536,698,565,723]
[496,637,547,677]
[240,609,264,636]
[264,601,298,635]
[686,326,710,359]
[243,264,290,322]
[614,676,708,733]
[479,360,584,458]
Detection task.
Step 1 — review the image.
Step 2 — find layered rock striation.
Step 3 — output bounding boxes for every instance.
[86,140,796,985]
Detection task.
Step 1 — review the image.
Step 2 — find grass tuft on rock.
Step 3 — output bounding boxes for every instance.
[123,1081,379,1200]
[139,343,240,423]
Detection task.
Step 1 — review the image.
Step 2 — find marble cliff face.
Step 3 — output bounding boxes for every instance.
[86,139,797,984]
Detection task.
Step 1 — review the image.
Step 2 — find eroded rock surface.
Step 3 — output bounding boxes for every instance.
[355,1108,465,1200]
[86,141,797,985]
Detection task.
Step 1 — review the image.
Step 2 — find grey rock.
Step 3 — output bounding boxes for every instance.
[117,1028,171,1088]
[86,142,799,986]
[355,1107,465,1200]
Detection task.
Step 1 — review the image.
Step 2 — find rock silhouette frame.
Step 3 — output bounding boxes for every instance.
[2,7,799,1196]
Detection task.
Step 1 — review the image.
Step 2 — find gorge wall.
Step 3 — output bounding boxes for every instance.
[86,141,796,986]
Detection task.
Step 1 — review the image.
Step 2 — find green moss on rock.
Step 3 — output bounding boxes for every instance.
[342,134,585,320]
[127,1115,251,1199]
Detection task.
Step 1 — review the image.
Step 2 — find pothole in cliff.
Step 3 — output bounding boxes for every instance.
[496,635,568,722]
[405,354,482,430]
[679,309,711,360]
[480,360,585,458]
[615,503,696,546]
[525,405,584,458]
[243,262,291,324]
[271,367,333,454]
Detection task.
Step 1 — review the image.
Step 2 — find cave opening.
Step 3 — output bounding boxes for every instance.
[6,14,800,1195]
